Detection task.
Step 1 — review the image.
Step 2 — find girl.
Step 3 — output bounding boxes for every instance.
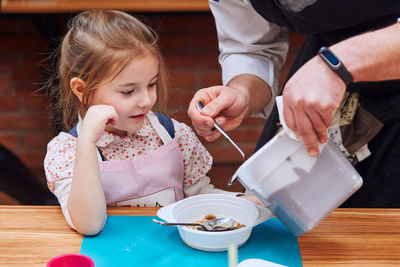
[44,10,259,236]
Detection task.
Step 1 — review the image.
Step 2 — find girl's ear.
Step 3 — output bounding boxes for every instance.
[70,77,86,102]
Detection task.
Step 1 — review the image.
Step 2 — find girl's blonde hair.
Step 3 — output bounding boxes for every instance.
[45,10,168,131]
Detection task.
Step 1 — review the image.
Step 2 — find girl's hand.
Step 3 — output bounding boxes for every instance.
[79,105,119,144]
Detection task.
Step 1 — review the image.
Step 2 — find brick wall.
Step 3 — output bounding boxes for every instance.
[0,12,305,202]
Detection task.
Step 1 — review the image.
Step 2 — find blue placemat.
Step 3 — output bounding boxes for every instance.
[81,216,302,267]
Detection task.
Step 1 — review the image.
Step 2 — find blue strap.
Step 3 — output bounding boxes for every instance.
[155,112,175,139]
[68,126,78,137]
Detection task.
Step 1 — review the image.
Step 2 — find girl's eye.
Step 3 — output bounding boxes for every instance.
[122,90,135,95]
[148,82,157,88]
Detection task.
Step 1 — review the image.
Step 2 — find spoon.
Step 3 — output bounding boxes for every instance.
[196,101,246,160]
[152,217,237,231]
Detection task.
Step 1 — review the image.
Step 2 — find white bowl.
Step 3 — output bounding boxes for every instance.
[157,194,272,252]
[237,259,287,267]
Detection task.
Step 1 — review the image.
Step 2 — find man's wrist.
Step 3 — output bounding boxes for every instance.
[227,74,271,117]
[318,46,353,86]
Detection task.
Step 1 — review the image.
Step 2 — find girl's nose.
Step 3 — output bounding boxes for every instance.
[137,89,152,108]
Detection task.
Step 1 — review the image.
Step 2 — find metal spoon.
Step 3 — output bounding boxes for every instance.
[152,217,237,231]
[196,101,246,160]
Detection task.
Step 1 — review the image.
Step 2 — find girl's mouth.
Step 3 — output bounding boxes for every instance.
[130,114,145,119]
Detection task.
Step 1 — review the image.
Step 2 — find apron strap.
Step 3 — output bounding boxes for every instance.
[155,112,175,138]
[147,112,174,144]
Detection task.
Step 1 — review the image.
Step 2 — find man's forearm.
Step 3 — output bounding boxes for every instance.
[332,22,400,83]
[227,73,272,118]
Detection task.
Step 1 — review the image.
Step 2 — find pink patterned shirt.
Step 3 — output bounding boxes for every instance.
[44,113,215,195]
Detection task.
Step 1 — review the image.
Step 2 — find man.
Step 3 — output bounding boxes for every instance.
[188,0,400,207]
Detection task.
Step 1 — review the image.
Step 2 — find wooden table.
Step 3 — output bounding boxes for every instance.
[0,206,399,266]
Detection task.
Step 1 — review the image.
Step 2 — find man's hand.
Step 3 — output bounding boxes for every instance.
[282,55,346,156]
[188,74,272,142]
[188,85,249,141]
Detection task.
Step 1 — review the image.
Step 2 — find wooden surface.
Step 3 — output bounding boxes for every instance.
[0,206,399,266]
[1,0,210,13]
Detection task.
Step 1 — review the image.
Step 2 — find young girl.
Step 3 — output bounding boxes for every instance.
[43,10,259,235]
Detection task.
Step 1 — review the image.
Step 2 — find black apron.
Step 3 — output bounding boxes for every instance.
[250,0,400,207]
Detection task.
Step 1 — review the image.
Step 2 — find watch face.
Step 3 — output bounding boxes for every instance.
[318,46,353,85]
[324,52,340,65]
[320,48,340,67]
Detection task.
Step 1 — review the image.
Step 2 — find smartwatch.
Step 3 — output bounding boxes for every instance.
[318,46,353,86]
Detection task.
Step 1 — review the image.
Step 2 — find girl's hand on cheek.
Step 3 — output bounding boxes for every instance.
[79,105,119,144]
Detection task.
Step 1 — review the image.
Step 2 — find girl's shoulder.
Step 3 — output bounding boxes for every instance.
[46,131,77,153]
[170,117,197,137]
[44,132,77,188]
[169,118,208,151]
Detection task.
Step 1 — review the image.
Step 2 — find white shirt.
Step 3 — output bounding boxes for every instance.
[209,0,289,118]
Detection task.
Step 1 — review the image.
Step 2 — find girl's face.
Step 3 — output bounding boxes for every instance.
[91,53,159,135]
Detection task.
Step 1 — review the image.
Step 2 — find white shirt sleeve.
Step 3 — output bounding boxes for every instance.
[209,0,289,118]
[44,132,106,232]
[52,178,77,230]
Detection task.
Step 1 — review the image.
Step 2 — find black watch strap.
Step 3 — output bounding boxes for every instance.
[318,46,353,86]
